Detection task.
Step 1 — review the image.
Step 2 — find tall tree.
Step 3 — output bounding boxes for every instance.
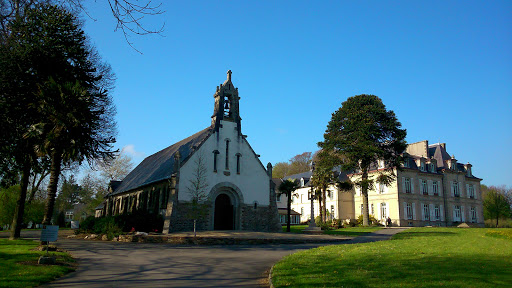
[278,179,300,232]
[311,164,333,223]
[318,94,406,226]
[96,152,134,181]
[483,185,511,227]
[272,162,290,179]
[272,152,313,178]
[4,4,117,225]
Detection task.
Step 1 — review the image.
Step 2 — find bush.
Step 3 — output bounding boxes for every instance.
[356,214,379,226]
[77,211,164,236]
[331,218,344,229]
[484,218,512,228]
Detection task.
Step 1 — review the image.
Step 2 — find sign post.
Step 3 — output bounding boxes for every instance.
[40,225,59,258]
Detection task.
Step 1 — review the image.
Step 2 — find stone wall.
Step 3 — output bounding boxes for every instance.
[169,202,213,232]
[240,204,281,232]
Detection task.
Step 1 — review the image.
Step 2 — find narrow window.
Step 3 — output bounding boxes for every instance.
[406,203,413,220]
[405,178,411,193]
[423,204,430,220]
[470,207,477,223]
[433,181,439,196]
[225,140,230,170]
[421,180,428,195]
[379,183,385,194]
[371,203,374,215]
[236,153,241,174]
[453,181,460,197]
[276,194,281,202]
[434,205,440,221]
[469,184,475,199]
[213,150,219,172]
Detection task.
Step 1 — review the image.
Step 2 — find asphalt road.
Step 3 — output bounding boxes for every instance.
[2,228,408,287]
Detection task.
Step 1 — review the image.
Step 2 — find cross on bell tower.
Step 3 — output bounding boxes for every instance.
[212,70,242,135]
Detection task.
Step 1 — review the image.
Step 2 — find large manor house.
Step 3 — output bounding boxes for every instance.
[97,71,484,231]
[279,141,484,227]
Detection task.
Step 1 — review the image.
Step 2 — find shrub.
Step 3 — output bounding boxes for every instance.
[356,214,379,226]
[484,218,512,228]
[331,218,344,229]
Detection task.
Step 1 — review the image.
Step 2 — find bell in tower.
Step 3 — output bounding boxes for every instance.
[212,70,242,135]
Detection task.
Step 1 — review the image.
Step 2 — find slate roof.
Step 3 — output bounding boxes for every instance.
[110,126,213,196]
[429,143,451,168]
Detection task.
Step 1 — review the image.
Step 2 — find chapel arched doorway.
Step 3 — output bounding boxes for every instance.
[214,193,234,230]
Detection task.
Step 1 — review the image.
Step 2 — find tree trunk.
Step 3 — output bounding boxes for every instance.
[322,187,327,222]
[27,170,49,204]
[286,192,291,232]
[10,163,31,240]
[362,170,370,226]
[42,149,63,225]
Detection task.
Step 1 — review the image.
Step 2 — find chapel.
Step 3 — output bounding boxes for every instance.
[101,71,281,233]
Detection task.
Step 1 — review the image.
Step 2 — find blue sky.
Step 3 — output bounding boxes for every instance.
[80,1,511,186]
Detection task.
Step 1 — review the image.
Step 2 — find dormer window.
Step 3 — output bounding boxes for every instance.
[430,163,436,173]
[300,178,305,187]
[403,159,409,168]
[378,160,385,169]
[420,162,426,172]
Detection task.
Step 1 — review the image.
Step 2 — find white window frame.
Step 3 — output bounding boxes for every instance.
[434,205,440,221]
[423,204,430,221]
[454,205,461,221]
[433,181,439,196]
[471,207,477,223]
[406,203,413,220]
[468,184,475,199]
[381,203,387,220]
[421,179,428,195]
[453,181,460,197]
[405,178,411,193]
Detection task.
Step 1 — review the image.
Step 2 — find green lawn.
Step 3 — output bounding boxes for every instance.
[0,239,75,288]
[282,225,382,236]
[272,227,512,287]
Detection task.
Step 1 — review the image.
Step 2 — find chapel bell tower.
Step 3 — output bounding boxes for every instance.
[212,70,241,135]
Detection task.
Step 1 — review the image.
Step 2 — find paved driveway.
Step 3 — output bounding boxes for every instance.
[2,228,407,287]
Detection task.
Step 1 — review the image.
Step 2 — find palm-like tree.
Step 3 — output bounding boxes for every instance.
[278,179,300,232]
[33,79,116,225]
[311,165,333,223]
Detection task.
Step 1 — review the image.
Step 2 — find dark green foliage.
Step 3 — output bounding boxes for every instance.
[56,211,66,227]
[1,3,116,237]
[78,212,164,236]
[279,179,301,232]
[483,186,511,227]
[318,94,406,226]
[356,214,379,226]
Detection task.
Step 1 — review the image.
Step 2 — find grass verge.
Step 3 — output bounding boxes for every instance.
[0,239,75,288]
[282,225,382,236]
[272,227,512,287]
